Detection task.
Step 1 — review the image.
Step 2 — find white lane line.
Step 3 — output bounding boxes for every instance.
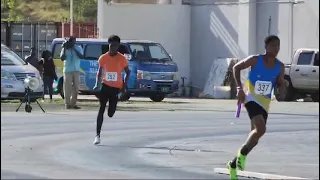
[213,168,309,180]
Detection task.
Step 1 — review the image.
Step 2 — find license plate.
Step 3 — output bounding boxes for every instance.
[161,87,170,92]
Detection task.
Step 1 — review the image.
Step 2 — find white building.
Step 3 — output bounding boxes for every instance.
[98,0,319,95]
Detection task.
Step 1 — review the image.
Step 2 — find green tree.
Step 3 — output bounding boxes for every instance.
[1,0,24,22]
[74,0,97,22]
[1,0,98,22]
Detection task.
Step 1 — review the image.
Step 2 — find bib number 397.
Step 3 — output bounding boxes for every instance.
[254,81,272,95]
[106,72,117,82]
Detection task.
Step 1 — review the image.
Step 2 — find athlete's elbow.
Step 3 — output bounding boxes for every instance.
[96,70,101,78]
[126,69,131,76]
[233,61,241,70]
[232,65,237,72]
[233,65,241,75]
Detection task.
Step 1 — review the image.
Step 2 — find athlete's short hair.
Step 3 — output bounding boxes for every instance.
[108,35,121,43]
[264,35,280,45]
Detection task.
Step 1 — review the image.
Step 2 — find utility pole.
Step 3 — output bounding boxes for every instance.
[70,0,73,36]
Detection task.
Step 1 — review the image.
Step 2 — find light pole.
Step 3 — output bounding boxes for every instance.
[70,0,73,36]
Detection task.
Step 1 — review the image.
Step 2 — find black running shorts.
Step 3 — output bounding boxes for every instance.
[244,101,268,122]
[97,83,120,104]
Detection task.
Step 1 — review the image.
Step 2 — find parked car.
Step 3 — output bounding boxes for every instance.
[51,38,179,102]
[275,48,319,102]
[1,44,44,101]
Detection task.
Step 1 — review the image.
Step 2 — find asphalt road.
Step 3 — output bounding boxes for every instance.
[1,103,319,179]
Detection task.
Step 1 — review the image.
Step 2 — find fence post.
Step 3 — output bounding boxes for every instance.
[21,23,24,58]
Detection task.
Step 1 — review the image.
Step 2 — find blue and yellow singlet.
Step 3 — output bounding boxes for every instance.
[244,55,281,112]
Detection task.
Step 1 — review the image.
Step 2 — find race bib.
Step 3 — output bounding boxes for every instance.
[254,81,272,95]
[106,72,117,82]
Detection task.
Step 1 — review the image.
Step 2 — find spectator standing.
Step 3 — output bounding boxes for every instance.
[39,50,57,102]
[60,36,84,109]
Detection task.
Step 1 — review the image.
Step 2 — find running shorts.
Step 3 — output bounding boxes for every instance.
[244,101,268,122]
[97,83,120,103]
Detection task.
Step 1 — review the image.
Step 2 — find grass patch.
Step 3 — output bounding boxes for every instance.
[1,98,191,112]
[1,99,21,103]
[1,101,146,112]
[1,98,189,105]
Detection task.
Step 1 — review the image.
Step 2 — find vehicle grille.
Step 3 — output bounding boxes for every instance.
[13,73,36,81]
[151,73,174,81]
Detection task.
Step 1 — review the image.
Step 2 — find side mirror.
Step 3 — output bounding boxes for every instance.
[169,54,173,59]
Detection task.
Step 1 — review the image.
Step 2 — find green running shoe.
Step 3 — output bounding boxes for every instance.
[236,149,247,171]
[226,161,238,180]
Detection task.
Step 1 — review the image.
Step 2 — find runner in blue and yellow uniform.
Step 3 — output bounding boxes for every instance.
[226,35,287,180]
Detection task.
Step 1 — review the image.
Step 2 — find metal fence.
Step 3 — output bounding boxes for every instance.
[1,22,97,59]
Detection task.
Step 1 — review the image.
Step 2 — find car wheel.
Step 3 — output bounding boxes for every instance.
[119,92,130,102]
[150,94,165,102]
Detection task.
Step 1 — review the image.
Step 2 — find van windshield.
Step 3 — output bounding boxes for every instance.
[128,43,171,61]
[1,48,27,66]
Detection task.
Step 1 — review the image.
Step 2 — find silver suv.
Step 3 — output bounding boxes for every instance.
[1,44,44,100]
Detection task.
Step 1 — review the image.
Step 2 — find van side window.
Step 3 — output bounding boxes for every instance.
[84,44,129,60]
[314,52,319,66]
[297,52,314,65]
[85,44,103,60]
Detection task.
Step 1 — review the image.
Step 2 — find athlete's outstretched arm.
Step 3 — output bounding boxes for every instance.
[233,55,258,89]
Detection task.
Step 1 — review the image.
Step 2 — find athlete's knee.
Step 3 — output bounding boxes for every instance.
[108,101,117,117]
[252,116,266,137]
[254,126,266,137]
[99,104,106,112]
[108,106,116,118]
[258,124,266,135]
[108,111,115,118]
[97,107,106,119]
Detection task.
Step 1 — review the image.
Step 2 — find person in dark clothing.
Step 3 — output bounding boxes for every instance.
[26,48,42,74]
[39,50,58,102]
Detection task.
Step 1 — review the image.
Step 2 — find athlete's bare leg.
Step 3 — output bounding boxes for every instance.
[230,115,266,169]
[243,115,266,153]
